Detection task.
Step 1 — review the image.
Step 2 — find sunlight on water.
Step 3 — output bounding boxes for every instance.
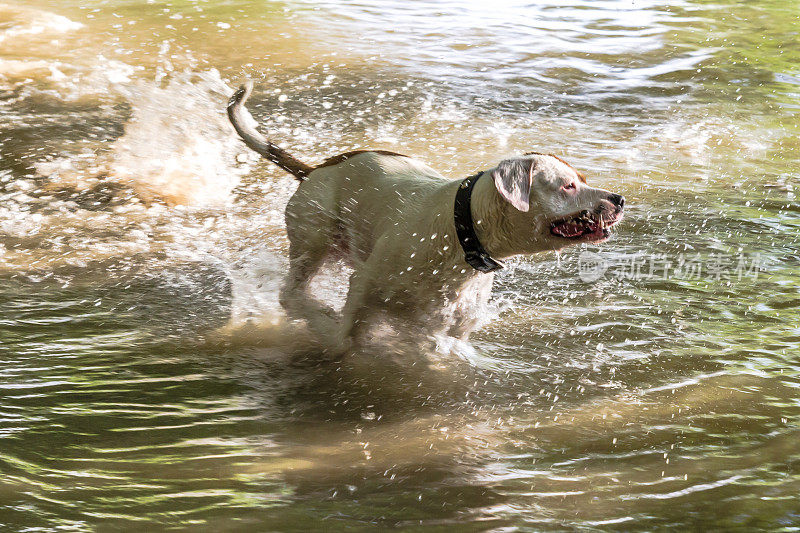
[1,0,799,529]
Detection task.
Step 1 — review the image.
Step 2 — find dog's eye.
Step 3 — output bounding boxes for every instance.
[562,182,576,191]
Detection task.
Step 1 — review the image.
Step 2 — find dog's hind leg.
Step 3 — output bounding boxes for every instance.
[328,268,372,357]
[328,249,390,356]
[280,219,339,338]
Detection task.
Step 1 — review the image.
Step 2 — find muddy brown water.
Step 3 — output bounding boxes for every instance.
[1,0,799,530]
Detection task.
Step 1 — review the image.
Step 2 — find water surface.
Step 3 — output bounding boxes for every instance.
[1,0,799,530]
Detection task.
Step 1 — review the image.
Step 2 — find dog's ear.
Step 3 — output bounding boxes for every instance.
[491,157,535,212]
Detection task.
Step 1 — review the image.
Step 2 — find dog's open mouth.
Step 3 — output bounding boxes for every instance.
[550,210,622,241]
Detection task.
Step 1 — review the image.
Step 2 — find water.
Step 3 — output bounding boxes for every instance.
[1,0,799,529]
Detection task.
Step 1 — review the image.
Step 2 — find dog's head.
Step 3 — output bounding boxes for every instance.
[492,153,624,248]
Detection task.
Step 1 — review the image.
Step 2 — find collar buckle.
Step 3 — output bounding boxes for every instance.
[464,250,504,273]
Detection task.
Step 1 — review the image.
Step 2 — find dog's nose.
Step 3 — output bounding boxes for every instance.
[609,193,625,209]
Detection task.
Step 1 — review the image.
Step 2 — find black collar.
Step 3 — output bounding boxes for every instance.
[453,172,504,273]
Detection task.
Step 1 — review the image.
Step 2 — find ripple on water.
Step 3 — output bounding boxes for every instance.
[1,0,800,529]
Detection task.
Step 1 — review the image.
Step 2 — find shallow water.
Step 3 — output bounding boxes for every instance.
[1,0,799,530]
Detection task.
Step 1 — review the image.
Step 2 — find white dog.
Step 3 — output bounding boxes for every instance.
[228,83,624,355]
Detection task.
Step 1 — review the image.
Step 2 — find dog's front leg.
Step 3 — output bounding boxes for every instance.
[446,274,494,340]
[447,313,481,340]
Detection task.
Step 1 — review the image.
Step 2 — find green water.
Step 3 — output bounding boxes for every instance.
[1,0,799,530]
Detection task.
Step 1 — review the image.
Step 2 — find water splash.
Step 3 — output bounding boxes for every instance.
[36,70,253,206]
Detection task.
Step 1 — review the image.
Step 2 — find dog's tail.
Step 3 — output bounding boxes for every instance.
[227,82,313,180]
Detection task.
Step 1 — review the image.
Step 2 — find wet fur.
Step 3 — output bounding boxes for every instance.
[227,84,624,356]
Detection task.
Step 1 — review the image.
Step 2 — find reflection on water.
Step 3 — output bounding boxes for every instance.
[1,0,799,529]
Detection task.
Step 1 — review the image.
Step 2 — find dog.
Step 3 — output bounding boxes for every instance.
[228,82,624,355]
